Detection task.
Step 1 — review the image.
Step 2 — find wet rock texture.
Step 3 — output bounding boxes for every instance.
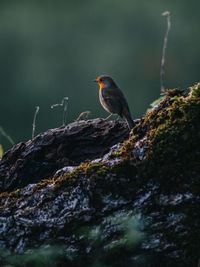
[0,119,129,192]
[0,85,200,267]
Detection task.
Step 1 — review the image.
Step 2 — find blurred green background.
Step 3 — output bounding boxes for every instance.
[0,0,199,150]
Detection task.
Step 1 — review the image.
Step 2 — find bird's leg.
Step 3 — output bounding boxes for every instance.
[104,114,113,121]
[116,115,121,121]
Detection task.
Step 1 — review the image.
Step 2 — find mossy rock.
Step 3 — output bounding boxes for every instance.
[0,84,200,267]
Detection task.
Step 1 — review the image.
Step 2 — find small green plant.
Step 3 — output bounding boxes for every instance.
[0,144,3,159]
[148,96,164,110]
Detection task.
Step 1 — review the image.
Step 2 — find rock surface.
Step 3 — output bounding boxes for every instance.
[0,119,129,192]
[0,85,200,267]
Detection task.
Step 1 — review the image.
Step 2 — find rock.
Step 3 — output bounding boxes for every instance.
[0,119,129,192]
[0,84,200,267]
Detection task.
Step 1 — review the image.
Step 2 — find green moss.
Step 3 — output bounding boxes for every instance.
[131,85,200,181]
[85,162,109,177]
[189,82,200,98]
[147,97,200,154]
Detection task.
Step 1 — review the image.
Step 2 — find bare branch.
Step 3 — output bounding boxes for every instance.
[32,106,40,139]
[160,11,171,93]
[51,97,69,126]
[76,111,91,121]
[0,126,15,145]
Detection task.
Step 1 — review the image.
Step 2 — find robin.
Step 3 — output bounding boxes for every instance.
[94,75,134,129]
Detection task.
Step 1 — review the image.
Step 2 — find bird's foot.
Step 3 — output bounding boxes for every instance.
[103,114,113,121]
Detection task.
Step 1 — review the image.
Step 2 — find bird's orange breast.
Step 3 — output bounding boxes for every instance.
[98,81,106,90]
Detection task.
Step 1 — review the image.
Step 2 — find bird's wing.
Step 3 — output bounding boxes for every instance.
[102,88,125,116]
[115,88,132,117]
[102,87,134,127]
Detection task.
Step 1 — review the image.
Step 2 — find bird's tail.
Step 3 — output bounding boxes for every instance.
[124,114,135,129]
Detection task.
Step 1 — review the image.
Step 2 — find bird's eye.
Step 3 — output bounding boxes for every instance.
[99,78,102,82]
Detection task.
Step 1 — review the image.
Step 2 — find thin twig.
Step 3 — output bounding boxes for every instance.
[62,97,68,126]
[160,11,171,93]
[76,111,91,121]
[32,106,40,139]
[0,126,15,145]
[51,97,69,126]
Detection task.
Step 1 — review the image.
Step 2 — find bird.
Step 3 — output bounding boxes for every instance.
[94,75,134,129]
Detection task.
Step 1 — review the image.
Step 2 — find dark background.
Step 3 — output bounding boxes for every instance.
[0,0,199,150]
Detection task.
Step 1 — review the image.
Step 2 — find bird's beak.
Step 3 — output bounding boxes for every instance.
[93,79,98,83]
